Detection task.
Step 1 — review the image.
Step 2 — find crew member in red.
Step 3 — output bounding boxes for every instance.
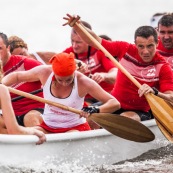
[0,32,44,133]
[64,14,173,122]
[63,21,117,105]
[157,13,173,69]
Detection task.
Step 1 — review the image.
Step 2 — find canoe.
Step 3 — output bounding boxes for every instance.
[0,119,169,166]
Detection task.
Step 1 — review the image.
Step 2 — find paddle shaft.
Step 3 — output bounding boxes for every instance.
[8,87,81,114]
[11,88,43,102]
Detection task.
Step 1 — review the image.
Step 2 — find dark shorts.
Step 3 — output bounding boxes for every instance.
[113,108,154,121]
[16,108,44,126]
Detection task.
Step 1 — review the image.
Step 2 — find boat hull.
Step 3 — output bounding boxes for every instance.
[0,119,169,165]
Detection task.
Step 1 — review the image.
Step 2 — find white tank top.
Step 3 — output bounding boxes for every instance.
[42,72,86,128]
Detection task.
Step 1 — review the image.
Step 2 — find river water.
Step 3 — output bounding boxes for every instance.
[1,0,173,172]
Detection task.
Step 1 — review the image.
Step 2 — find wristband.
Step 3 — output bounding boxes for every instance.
[94,106,100,113]
[82,106,100,114]
[152,87,159,95]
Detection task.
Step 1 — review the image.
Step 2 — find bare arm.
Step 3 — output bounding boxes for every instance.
[89,84,120,113]
[91,67,117,84]
[30,52,56,65]
[63,14,102,49]
[103,68,117,84]
[156,91,173,103]
[0,85,46,144]
[78,72,120,113]
[2,65,51,86]
[138,84,173,103]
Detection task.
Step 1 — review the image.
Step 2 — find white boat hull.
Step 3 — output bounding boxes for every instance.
[0,119,169,165]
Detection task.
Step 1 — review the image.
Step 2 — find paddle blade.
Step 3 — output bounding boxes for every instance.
[155,119,173,143]
[146,94,173,136]
[89,113,155,142]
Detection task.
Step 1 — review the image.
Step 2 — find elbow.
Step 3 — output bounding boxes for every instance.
[1,77,7,86]
[116,101,121,110]
[109,77,116,84]
[112,99,121,111]
[107,68,118,84]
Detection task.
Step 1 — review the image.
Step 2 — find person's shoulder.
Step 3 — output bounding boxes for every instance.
[128,43,138,53]
[76,70,86,79]
[76,71,90,83]
[40,64,52,70]
[102,39,130,47]
[63,46,74,53]
[35,64,52,76]
[10,55,24,60]
[155,52,167,61]
[8,55,26,65]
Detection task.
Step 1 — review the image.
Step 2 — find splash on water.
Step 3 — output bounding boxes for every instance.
[0,144,173,173]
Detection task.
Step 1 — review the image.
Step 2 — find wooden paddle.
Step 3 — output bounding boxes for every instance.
[11,88,43,102]
[74,22,173,142]
[8,87,154,142]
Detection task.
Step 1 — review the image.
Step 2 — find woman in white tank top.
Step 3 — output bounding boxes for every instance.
[2,52,120,134]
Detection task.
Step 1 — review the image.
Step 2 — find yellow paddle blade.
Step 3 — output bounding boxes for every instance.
[146,94,173,136]
[89,113,155,142]
[155,119,173,142]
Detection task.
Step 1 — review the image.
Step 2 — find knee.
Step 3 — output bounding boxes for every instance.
[24,110,43,127]
[120,111,140,122]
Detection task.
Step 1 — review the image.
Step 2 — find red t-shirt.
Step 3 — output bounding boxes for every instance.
[102,39,173,112]
[157,40,173,69]
[3,55,44,116]
[63,46,116,93]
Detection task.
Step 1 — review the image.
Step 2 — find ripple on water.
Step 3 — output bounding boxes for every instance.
[0,144,173,173]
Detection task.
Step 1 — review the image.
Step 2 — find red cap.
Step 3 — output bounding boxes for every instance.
[49,52,76,76]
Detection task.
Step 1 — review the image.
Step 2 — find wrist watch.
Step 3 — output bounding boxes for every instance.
[152,87,159,95]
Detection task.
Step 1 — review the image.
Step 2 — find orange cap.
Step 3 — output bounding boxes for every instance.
[49,52,76,76]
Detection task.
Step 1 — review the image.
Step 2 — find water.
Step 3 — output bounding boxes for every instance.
[1,144,173,172]
[1,0,173,172]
